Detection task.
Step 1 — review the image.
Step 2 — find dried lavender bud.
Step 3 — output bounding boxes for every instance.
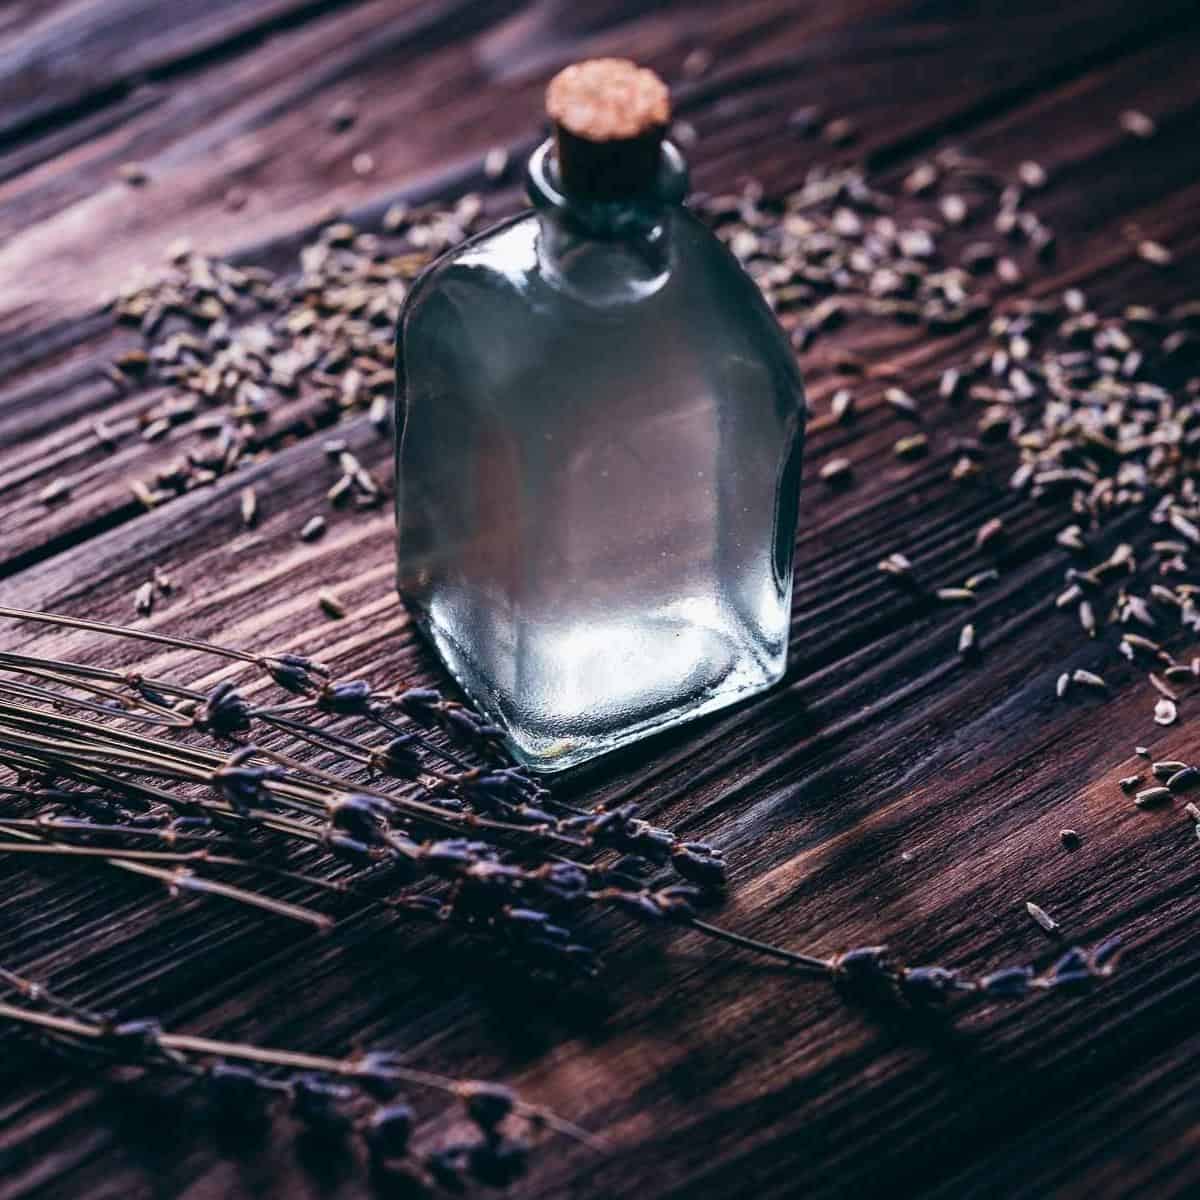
[134,581,155,616]
[585,807,676,860]
[671,844,728,889]
[291,1074,353,1134]
[425,1146,469,1191]
[1017,160,1048,189]
[240,487,258,529]
[1089,937,1123,973]
[212,760,283,813]
[1134,786,1172,808]
[459,1081,516,1130]
[1137,240,1173,267]
[1119,109,1156,138]
[263,653,325,694]
[373,736,423,778]
[299,515,326,542]
[397,688,443,722]
[206,1062,269,1109]
[463,772,530,809]
[885,386,919,418]
[596,853,649,889]
[833,945,891,980]
[170,815,214,833]
[323,832,374,862]
[978,966,1033,998]
[788,105,822,135]
[337,1051,409,1102]
[894,433,928,460]
[133,680,174,707]
[366,1102,414,1159]
[822,116,857,145]
[957,623,977,657]
[1025,900,1059,933]
[878,552,914,581]
[329,794,390,843]
[819,456,853,486]
[900,966,965,1004]
[443,706,488,743]
[537,862,589,901]
[1046,946,1092,987]
[402,895,444,920]
[102,1018,164,1058]
[317,679,373,715]
[118,161,149,186]
[328,98,358,132]
[607,889,668,922]
[196,681,252,734]
[468,1137,530,1187]
[1166,766,1200,792]
[317,589,345,619]
[422,839,490,878]
[974,517,1005,551]
[502,907,553,933]
[38,477,72,505]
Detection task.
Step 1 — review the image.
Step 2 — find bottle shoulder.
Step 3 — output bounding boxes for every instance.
[399,206,804,412]
[403,207,775,320]
[400,213,542,322]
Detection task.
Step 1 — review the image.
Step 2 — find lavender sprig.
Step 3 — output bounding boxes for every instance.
[0,967,602,1189]
[0,609,1125,1004]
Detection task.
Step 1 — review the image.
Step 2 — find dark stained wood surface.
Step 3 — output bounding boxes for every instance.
[2,2,1200,1197]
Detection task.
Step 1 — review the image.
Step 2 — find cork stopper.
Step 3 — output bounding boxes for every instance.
[546,59,670,201]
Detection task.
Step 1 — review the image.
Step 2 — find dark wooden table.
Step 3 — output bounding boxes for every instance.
[3,1,1200,1196]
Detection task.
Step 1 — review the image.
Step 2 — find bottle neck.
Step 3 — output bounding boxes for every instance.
[525,137,688,304]
[525,137,688,238]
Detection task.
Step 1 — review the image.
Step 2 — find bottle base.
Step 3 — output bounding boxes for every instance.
[504,661,784,772]
[405,597,786,773]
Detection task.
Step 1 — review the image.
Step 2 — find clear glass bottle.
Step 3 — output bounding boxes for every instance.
[395,60,805,772]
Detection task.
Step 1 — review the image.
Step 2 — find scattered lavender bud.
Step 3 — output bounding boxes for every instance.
[1025,901,1059,934]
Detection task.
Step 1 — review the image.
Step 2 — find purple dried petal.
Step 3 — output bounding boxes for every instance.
[317,679,373,715]
[609,890,666,921]
[834,945,892,979]
[538,862,589,900]
[671,845,728,889]
[901,966,965,1003]
[1089,936,1123,974]
[459,1081,516,1131]
[329,793,389,842]
[365,1102,413,1157]
[291,1074,353,1133]
[468,1137,529,1187]
[323,832,373,861]
[978,966,1033,998]
[397,688,441,722]
[1048,947,1090,981]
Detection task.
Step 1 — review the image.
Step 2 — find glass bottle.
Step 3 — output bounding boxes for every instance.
[395,59,805,772]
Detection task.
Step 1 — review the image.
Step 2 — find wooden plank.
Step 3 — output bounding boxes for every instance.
[2,0,1198,584]
[1,2,1200,1199]
[0,0,1189,322]
[0,0,371,141]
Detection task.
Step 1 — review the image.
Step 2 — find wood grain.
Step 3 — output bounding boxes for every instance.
[1,2,1200,1198]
